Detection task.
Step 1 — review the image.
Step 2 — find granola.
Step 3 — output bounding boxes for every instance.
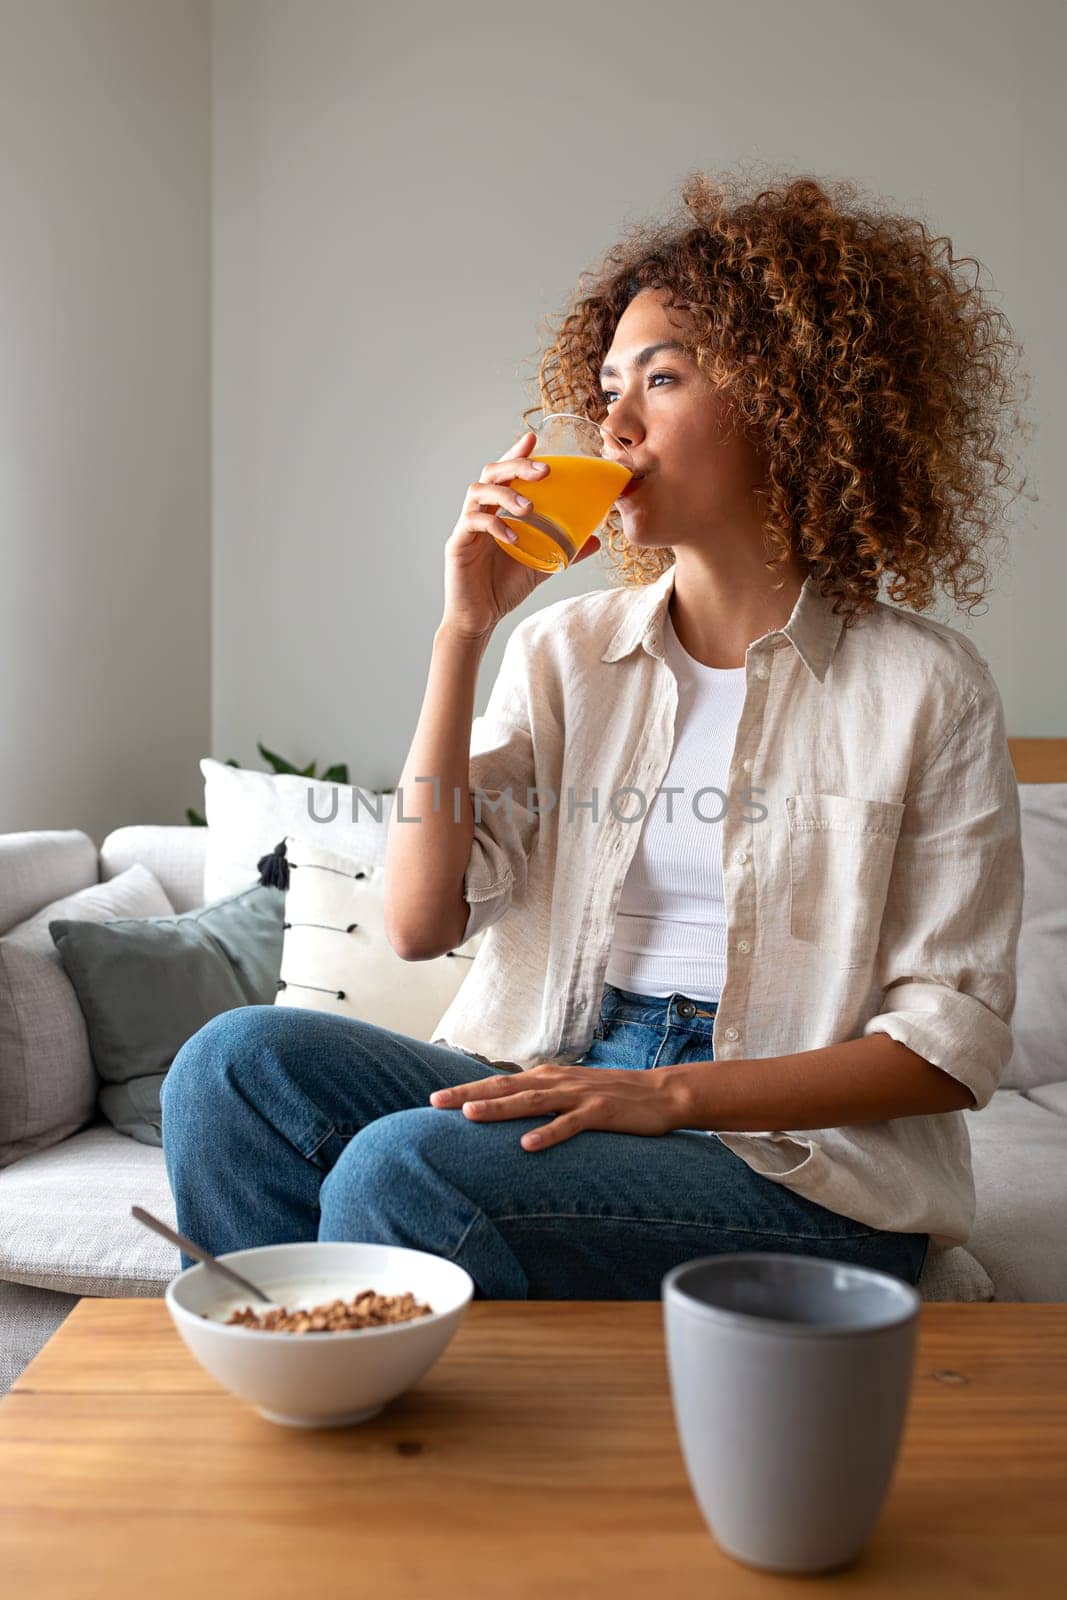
[204,1287,434,1333]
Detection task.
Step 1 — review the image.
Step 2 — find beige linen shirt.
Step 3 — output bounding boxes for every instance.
[429,565,1024,1249]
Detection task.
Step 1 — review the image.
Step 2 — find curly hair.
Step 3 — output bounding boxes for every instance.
[520,164,1034,624]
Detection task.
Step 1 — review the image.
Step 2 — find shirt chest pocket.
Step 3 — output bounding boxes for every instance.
[785,793,906,969]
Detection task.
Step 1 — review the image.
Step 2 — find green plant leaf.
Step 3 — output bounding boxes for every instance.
[321,764,350,784]
[257,740,302,776]
[300,761,317,777]
[186,807,206,827]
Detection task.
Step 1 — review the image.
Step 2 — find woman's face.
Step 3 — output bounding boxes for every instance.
[599,287,769,552]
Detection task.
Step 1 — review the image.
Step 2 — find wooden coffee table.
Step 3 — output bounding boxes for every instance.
[0,1299,1063,1596]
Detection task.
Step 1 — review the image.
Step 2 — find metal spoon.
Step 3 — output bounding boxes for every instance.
[131,1205,283,1311]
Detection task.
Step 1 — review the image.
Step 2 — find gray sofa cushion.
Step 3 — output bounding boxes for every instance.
[49,885,285,1148]
[99,824,209,914]
[0,866,175,1169]
[0,829,97,936]
[1002,783,1067,1091]
[917,1245,994,1302]
[0,1123,179,1295]
[1027,1081,1067,1117]
[964,1090,1067,1299]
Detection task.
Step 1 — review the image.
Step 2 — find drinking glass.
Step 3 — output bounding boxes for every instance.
[494,413,634,573]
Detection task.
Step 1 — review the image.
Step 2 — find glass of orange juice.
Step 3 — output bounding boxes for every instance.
[495,413,634,572]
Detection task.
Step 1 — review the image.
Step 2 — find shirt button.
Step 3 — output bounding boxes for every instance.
[734,850,748,865]
[724,1026,740,1042]
[737,940,750,953]
[754,664,770,681]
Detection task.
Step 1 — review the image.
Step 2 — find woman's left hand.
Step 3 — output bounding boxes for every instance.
[428,1063,685,1151]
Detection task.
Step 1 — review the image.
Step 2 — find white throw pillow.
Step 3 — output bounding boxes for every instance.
[1001,782,1067,1092]
[273,836,481,1041]
[0,865,175,1168]
[200,758,395,904]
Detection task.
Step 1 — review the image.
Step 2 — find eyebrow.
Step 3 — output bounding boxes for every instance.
[599,340,690,382]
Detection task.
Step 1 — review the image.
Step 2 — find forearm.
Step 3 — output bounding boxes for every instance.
[384,621,492,959]
[656,1033,976,1133]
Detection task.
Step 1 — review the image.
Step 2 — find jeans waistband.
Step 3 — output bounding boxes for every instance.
[601,982,720,1027]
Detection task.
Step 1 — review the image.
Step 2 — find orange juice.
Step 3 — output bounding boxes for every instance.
[498,455,632,572]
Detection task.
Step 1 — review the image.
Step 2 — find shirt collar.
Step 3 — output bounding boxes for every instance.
[599,565,845,683]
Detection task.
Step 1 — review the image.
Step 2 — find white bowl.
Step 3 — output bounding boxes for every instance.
[165,1241,474,1428]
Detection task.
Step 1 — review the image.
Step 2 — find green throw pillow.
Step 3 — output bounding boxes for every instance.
[49,884,285,1147]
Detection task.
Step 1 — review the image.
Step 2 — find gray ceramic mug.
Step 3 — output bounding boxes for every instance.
[662,1252,920,1575]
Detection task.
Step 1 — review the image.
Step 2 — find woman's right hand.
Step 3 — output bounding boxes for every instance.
[441,430,600,642]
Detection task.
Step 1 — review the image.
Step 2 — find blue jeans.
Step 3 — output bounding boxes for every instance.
[160,982,929,1299]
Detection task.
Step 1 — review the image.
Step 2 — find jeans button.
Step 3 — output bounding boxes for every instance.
[677,1000,696,1019]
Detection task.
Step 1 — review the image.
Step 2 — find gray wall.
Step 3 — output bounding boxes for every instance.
[0,0,212,841]
[211,0,1064,786]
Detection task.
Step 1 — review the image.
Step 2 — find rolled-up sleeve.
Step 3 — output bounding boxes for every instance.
[862,665,1024,1111]
[460,621,541,944]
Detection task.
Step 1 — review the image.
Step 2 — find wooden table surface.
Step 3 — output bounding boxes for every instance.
[1,1299,1064,1597]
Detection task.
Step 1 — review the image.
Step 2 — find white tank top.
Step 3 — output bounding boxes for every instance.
[604,605,747,1002]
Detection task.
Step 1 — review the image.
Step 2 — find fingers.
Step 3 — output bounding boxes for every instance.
[427,1069,587,1152]
[520,1113,585,1151]
[481,430,549,479]
[456,433,550,540]
[459,1089,548,1118]
[429,1076,515,1106]
[469,510,519,543]
[439,1086,582,1152]
[478,458,549,486]
[466,480,538,518]
[498,429,536,460]
[429,1064,566,1110]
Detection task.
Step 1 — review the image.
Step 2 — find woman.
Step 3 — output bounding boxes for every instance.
[162,171,1029,1298]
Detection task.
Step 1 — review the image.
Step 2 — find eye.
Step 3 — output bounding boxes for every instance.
[600,373,675,404]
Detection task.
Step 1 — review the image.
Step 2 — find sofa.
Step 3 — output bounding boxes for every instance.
[2,744,1066,1395]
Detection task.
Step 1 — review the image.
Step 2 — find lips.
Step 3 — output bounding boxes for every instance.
[619,472,646,500]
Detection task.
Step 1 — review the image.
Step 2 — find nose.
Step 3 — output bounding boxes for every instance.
[603,379,649,443]
[602,407,643,453]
